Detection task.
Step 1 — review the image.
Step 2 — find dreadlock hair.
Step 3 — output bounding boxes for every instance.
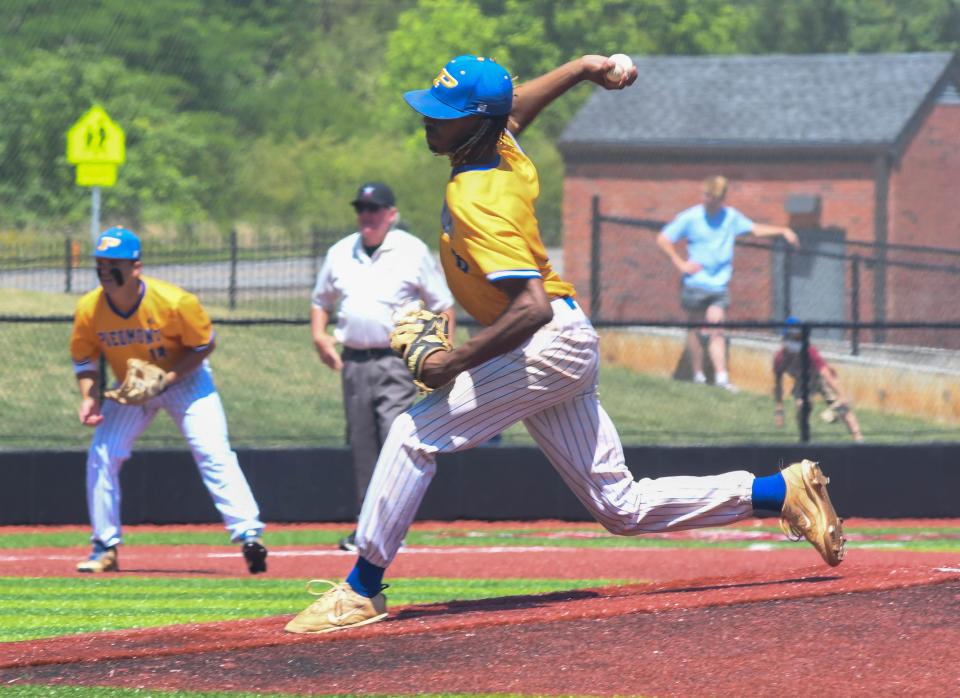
[449,114,509,168]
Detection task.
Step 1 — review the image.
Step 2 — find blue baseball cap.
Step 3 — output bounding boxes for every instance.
[783,315,802,337]
[403,55,513,120]
[93,226,141,260]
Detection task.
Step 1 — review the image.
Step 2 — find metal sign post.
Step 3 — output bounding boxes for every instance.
[90,186,101,244]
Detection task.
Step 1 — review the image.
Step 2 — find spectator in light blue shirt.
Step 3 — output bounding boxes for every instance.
[657,175,798,392]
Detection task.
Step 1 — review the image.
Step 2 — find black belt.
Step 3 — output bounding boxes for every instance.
[342,347,394,361]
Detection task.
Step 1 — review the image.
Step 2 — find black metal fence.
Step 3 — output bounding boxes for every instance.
[589,195,960,354]
[595,319,960,444]
[0,228,346,318]
[0,314,956,449]
[2,225,959,448]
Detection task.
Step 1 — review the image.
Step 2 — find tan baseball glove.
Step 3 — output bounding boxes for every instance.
[389,308,452,393]
[103,358,169,405]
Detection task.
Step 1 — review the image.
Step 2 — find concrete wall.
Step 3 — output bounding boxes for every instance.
[600,328,960,424]
[3,444,959,526]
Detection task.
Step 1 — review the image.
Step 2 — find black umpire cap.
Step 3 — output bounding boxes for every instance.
[351,182,395,208]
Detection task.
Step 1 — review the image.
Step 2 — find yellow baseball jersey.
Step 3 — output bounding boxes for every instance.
[439,130,575,326]
[70,275,214,380]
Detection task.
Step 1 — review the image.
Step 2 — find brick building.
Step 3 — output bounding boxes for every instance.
[558,52,960,344]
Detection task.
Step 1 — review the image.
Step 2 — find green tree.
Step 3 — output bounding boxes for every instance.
[380,0,510,131]
[846,0,960,52]
[25,0,956,245]
[232,130,451,242]
[0,46,240,229]
[0,0,313,118]
[744,0,960,53]
[380,0,753,244]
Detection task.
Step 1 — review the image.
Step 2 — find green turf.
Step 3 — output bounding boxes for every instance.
[0,576,628,643]
[2,524,959,551]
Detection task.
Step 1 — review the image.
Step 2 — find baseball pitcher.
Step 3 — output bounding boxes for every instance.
[286,54,845,634]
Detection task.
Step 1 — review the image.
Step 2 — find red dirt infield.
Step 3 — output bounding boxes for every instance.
[2,520,960,696]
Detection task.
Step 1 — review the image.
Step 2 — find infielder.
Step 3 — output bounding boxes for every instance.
[70,226,267,574]
[286,54,845,634]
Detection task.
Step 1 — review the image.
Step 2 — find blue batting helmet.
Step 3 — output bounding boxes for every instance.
[93,226,141,260]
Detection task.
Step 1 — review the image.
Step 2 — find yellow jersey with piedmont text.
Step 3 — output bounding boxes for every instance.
[439,131,575,326]
[70,275,214,381]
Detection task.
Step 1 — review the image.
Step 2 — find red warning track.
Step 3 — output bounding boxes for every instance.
[2,521,960,696]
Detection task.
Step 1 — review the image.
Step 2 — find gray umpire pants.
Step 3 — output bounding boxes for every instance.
[341,348,418,517]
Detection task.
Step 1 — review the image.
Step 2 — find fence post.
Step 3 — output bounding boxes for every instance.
[229,227,238,311]
[873,250,886,344]
[782,242,793,319]
[590,195,601,319]
[799,323,811,443]
[64,236,73,294]
[850,254,861,356]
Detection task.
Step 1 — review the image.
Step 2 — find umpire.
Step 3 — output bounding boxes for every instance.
[311,182,454,551]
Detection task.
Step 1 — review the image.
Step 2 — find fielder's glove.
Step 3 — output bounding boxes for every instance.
[103,358,169,405]
[389,308,452,393]
[821,401,850,423]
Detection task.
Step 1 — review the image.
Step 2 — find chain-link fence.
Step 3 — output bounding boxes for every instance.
[2,210,958,449]
[0,317,337,451]
[2,312,957,450]
[598,321,960,445]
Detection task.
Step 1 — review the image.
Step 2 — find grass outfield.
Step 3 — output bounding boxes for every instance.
[3,523,960,551]
[2,291,958,448]
[1,521,959,643]
[0,577,626,642]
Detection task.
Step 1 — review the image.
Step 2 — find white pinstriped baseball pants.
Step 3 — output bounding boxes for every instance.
[85,362,263,548]
[355,298,755,568]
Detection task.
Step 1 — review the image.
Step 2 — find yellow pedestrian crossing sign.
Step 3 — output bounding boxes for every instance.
[66,105,125,187]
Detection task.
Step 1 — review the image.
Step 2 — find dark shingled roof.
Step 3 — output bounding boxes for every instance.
[559,52,957,153]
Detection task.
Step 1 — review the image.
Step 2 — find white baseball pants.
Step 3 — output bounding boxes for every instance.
[85,362,263,548]
[356,297,756,567]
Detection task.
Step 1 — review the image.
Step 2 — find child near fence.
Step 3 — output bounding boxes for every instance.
[773,316,865,442]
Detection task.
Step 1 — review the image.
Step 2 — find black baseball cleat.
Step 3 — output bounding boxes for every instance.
[242,538,268,574]
[338,531,358,552]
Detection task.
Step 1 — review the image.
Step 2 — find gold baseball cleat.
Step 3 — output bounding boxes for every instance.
[76,545,118,573]
[779,459,846,567]
[285,579,388,634]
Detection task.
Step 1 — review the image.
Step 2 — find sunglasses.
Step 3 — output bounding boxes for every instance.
[352,202,384,214]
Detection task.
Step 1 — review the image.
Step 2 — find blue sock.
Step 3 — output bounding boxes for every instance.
[346,556,385,598]
[751,472,786,514]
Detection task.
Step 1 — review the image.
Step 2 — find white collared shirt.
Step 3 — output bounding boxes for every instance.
[311,228,454,349]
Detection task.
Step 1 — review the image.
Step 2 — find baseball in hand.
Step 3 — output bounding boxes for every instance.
[605,53,634,84]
